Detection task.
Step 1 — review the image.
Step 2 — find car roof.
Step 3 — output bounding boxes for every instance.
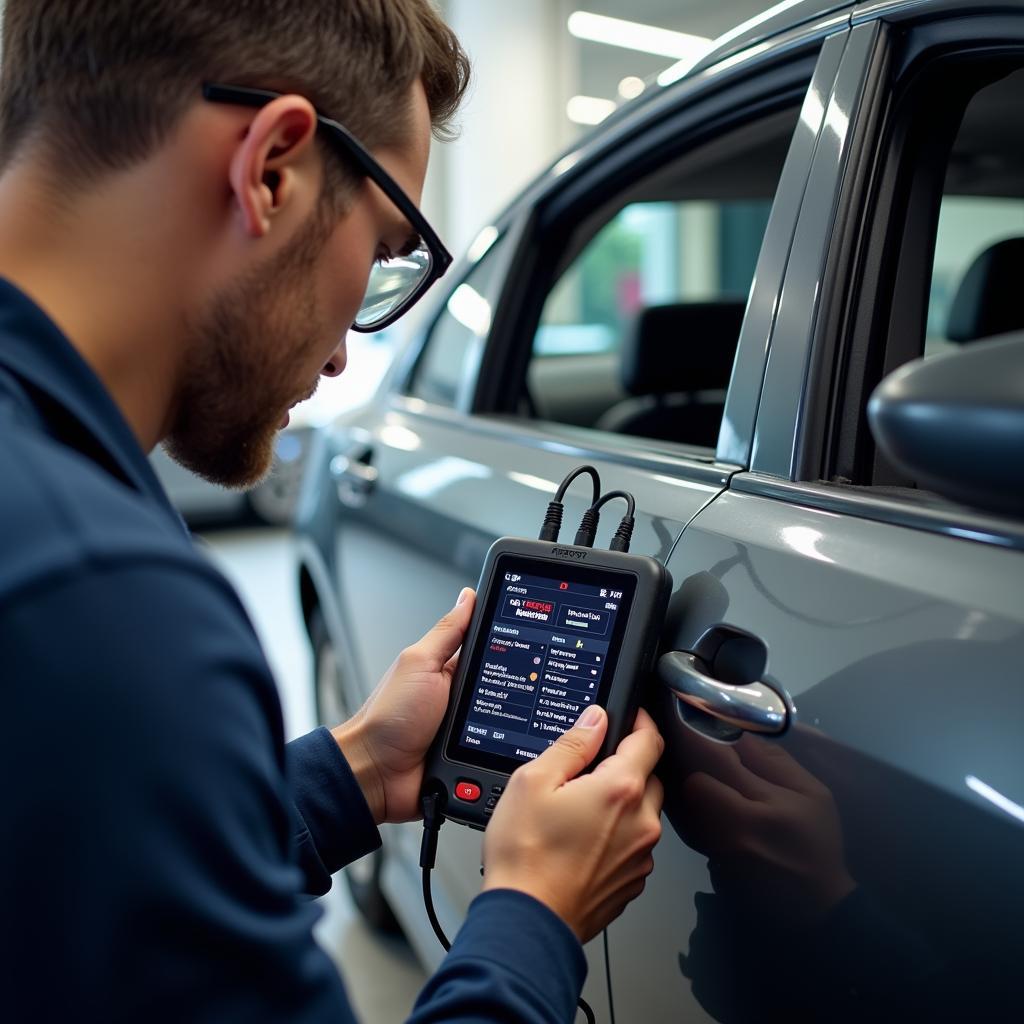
[690,0,854,78]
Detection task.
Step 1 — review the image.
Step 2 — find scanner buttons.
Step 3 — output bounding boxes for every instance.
[455,781,481,803]
[484,784,505,817]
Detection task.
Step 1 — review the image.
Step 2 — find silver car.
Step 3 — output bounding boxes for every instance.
[296,0,1024,1019]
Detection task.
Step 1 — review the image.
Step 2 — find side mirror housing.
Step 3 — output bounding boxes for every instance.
[868,332,1024,518]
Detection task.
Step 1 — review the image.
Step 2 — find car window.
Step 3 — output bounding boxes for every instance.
[833,62,1024,486]
[523,108,798,449]
[407,230,508,409]
[534,199,768,358]
[926,195,1024,358]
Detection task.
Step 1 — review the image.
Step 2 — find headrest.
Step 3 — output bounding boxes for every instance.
[946,237,1024,343]
[621,301,745,396]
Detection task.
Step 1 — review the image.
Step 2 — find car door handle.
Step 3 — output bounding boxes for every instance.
[330,448,378,508]
[657,651,789,735]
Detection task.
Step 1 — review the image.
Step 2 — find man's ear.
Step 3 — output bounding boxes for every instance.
[228,96,319,238]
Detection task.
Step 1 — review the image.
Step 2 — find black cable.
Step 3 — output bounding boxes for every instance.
[539,465,602,542]
[555,465,602,505]
[603,929,616,1024]
[421,794,598,1022]
[589,489,636,553]
[420,791,451,951]
[421,861,451,952]
[591,489,636,519]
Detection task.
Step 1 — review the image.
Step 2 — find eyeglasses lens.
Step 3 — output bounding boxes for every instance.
[355,243,432,329]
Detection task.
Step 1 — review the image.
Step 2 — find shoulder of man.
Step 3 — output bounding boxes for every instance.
[0,400,240,610]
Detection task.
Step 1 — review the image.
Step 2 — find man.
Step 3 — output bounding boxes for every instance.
[0,2,665,1022]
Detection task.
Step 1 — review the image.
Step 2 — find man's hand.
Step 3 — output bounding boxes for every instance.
[482,706,664,944]
[331,588,476,824]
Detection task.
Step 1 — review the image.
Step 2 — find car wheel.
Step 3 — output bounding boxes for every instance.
[309,608,401,934]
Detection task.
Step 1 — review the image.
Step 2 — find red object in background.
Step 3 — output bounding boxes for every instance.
[618,271,643,317]
[455,781,481,802]
[559,582,569,590]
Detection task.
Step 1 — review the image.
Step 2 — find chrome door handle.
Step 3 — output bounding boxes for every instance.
[658,651,788,735]
[330,450,378,508]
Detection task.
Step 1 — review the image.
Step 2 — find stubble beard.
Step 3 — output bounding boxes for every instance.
[164,213,332,489]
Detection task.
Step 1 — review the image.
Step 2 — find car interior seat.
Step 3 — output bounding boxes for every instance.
[946,236,1024,342]
[595,301,746,446]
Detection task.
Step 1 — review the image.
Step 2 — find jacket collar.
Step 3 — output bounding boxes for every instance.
[0,277,187,532]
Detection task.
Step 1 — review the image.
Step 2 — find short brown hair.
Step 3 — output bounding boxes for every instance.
[0,0,470,188]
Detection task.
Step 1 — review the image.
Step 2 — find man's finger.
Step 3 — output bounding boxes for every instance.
[409,588,476,667]
[530,704,608,786]
[594,709,664,779]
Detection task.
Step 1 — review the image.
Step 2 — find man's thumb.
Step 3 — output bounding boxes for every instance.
[535,704,607,785]
[414,588,476,666]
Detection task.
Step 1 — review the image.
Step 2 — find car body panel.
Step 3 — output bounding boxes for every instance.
[606,484,1024,1019]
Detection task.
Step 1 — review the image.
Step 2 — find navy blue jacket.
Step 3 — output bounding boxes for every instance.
[0,280,585,1023]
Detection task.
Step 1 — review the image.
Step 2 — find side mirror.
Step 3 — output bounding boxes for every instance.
[868,332,1024,518]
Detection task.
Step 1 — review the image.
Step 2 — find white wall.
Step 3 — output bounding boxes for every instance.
[423,0,579,255]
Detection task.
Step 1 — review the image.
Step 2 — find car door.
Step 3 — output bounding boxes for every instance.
[317,26,844,1007]
[608,8,1024,1021]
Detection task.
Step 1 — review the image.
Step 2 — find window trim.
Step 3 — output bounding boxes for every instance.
[732,472,1024,551]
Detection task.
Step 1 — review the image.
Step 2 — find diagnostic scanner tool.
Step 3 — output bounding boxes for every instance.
[423,536,671,830]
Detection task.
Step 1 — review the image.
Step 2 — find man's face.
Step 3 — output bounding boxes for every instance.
[164,82,432,489]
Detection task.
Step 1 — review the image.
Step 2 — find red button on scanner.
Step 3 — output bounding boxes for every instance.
[455,781,481,802]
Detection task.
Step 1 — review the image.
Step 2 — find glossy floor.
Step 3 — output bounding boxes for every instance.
[203,527,428,1023]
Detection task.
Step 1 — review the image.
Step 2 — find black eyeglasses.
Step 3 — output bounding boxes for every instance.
[203,83,453,333]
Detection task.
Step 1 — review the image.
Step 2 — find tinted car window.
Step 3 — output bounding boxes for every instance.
[524,109,798,448]
[408,231,508,408]
[838,64,1024,485]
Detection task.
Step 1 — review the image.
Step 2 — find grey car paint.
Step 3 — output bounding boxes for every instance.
[294,0,1024,1019]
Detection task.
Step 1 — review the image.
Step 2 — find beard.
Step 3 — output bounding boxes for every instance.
[164,211,332,489]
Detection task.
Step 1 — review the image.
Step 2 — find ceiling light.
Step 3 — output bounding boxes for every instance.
[566,95,617,126]
[568,11,711,60]
[618,76,646,100]
[466,225,499,264]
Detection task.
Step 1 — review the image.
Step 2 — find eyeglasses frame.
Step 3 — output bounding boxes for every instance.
[202,82,453,333]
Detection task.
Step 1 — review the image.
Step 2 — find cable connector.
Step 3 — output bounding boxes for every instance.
[573,506,600,547]
[538,500,564,542]
[539,466,602,542]
[609,514,635,552]
[420,789,452,952]
[420,790,445,871]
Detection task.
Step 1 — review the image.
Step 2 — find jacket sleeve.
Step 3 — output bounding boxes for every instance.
[287,727,382,896]
[1,559,359,1023]
[408,890,587,1024]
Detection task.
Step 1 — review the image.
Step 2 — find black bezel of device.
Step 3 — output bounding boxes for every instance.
[423,537,671,830]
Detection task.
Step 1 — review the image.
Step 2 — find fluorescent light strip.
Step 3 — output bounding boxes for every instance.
[567,94,617,126]
[568,10,711,60]
[966,775,1024,826]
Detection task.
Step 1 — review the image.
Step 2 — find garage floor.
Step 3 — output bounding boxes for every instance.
[203,528,428,1022]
